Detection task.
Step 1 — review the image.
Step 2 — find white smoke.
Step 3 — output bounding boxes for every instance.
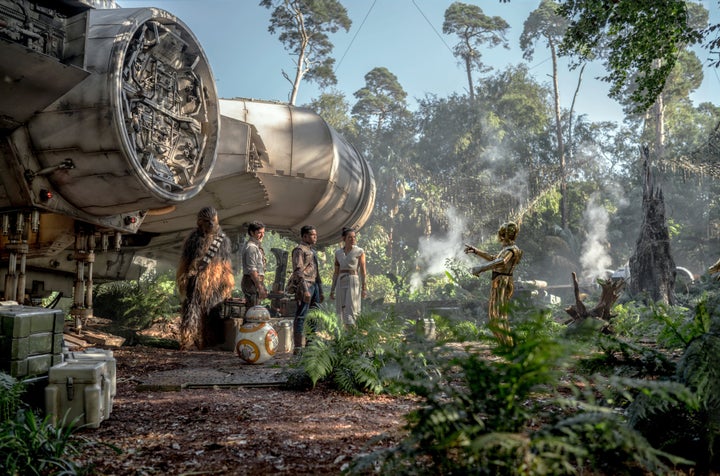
[607,181,629,208]
[496,169,529,206]
[410,207,469,290]
[580,194,612,280]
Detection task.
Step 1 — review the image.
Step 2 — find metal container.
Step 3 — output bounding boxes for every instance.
[64,347,117,399]
[45,360,111,429]
[0,305,64,378]
[273,319,293,354]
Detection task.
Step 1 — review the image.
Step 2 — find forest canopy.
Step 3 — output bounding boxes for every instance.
[275,0,720,303]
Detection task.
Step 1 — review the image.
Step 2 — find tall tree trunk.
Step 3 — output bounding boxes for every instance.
[654,94,665,159]
[628,147,676,304]
[288,4,308,106]
[652,59,666,159]
[387,213,394,262]
[464,54,474,101]
[567,63,586,170]
[550,40,567,229]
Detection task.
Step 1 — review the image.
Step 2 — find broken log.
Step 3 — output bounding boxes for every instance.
[565,272,626,329]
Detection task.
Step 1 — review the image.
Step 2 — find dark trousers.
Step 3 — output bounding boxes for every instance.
[294,281,320,348]
[241,274,262,307]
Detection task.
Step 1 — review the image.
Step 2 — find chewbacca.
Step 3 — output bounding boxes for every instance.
[176,207,235,350]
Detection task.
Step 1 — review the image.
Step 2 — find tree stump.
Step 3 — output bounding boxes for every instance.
[565,272,626,329]
[628,147,676,304]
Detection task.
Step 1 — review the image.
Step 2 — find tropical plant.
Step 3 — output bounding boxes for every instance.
[0,410,85,475]
[442,1,510,101]
[0,372,23,422]
[260,0,351,105]
[93,270,179,330]
[303,89,357,136]
[300,306,410,394]
[606,298,708,351]
[558,0,707,113]
[627,295,720,471]
[349,312,695,475]
[431,312,484,343]
[0,372,103,475]
[520,0,572,228]
[351,66,411,137]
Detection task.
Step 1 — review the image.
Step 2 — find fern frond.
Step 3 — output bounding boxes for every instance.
[333,366,359,395]
[306,305,341,338]
[302,339,337,386]
[547,410,694,474]
[348,356,383,394]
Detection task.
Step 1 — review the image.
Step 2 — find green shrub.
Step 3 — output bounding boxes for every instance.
[432,312,485,342]
[0,410,85,475]
[0,373,24,422]
[349,312,693,475]
[628,299,720,471]
[300,306,411,394]
[0,372,99,475]
[611,300,705,350]
[93,270,179,329]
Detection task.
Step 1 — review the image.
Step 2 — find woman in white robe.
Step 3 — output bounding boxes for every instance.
[329,228,368,327]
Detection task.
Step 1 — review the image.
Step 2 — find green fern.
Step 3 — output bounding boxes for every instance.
[625,313,720,470]
[575,331,677,379]
[300,306,410,394]
[302,338,336,384]
[611,299,707,350]
[349,310,695,475]
[537,410,693,475]
[93,270,179,330]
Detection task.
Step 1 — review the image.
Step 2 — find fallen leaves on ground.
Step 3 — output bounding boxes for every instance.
[73,346,416,475]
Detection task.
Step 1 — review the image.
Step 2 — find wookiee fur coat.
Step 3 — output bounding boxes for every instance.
[176,207,235,350]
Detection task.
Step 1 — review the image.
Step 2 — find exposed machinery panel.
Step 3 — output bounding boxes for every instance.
[0,0,375,315]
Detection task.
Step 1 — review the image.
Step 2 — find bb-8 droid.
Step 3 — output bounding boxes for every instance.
[235,305,278,364]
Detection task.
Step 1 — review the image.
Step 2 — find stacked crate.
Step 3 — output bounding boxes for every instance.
[0,305,64,378]
[45,359,112,429]
[63,347,116,415]
[44,347,116,429]
[0,306,117,429]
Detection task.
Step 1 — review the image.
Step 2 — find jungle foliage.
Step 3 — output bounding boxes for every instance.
[335,306,702,475]
[0,373,101,475]
[74,1,720,473]
[293,1,720,306]
[309,282,720,475]
[92,270,179,331]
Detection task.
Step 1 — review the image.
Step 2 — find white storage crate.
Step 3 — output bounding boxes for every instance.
[45,360,111,429]
[64,347,117,397]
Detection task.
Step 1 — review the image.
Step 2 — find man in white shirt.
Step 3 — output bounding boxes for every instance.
[241,221,268,307]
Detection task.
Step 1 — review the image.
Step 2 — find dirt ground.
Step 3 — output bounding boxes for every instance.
[70,322,417,475]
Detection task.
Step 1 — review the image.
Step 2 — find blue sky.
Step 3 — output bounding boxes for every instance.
[120,0,719,123]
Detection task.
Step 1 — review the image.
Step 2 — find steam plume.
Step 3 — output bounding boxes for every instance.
[410,207,469,290]
[580,194,612,280]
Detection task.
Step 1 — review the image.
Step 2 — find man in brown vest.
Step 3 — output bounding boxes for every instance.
[291,225,324,352]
